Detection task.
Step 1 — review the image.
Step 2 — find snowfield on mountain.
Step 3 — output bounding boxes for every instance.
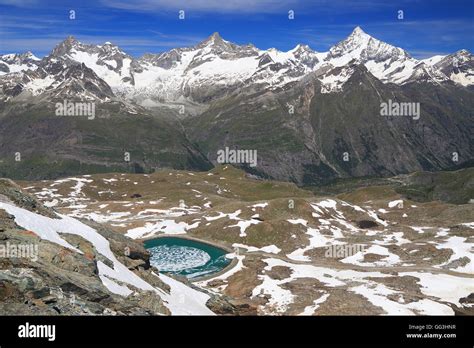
[1,27,472,105]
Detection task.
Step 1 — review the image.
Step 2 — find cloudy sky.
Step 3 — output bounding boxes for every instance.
[0,0,472,58]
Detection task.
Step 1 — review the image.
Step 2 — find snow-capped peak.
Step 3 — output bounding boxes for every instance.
[348,26,371,44]
[0,28,471,104]
[0,51,41,75]
[323,26,425,86]
[451,49,472,62]
[330,26,372,56]
[328,26,409,62]
[21,51,40,61]
[290,44,314,54]
[193,32,258,59]
[456,49,470,56]
[98,41,126,56]
[352,25,365,34]
[43,36,135,88]
[1,51,39,63]
[432,49,473,86]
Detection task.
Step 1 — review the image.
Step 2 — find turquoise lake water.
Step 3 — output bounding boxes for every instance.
[144,237,231,279]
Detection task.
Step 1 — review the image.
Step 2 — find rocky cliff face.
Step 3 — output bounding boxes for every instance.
[185,64,473,185]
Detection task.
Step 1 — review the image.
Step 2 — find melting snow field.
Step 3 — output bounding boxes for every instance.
[0,202,214,315]
[341,245,401,267]
[300,293,330,316]
[20,175,474,316]
[435,236,474,274]
[126,220,200,239]
[233,243,281,254]
[254,257,474,315]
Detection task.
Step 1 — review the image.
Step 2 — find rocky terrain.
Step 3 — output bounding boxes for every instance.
[3,165,471,316]
[0,178,236,315]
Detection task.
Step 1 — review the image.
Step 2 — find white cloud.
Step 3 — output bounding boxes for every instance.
[100,0,403,14]
[0,0,38,7]
[101,0,299,13]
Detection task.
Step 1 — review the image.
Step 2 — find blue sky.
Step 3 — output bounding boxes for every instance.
[0,0,472,58]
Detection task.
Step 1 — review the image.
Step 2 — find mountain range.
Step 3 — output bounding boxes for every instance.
[0,27,472,184]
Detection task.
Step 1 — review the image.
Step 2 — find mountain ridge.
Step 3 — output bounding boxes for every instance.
[1,27,472,107]
[0,27,472,185]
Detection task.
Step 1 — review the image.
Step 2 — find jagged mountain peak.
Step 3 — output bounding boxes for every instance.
[334,26,373,50]
[99,40,122,49]
[351,26,368,36]
[291,44,314,54]
[325,26,413,85]
[19,51,40,61]
[50,36,82,57]
[98,41,127,57]
[457,49,470,55]
[452,49,472,61]
[207,32,224,42]
[194,32,259,58]
[64,35,79,44]
[50,36,128,59]
[433,48,473,86]
[40,36,134,88]
[436,49,472,66]
[0,51,41,75]
[1,51,39,62]
[197,32,230,49]
[329,26,409,59]
[0,28,472,105]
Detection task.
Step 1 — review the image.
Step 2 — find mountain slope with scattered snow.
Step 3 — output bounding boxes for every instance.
[0,196,215,315]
